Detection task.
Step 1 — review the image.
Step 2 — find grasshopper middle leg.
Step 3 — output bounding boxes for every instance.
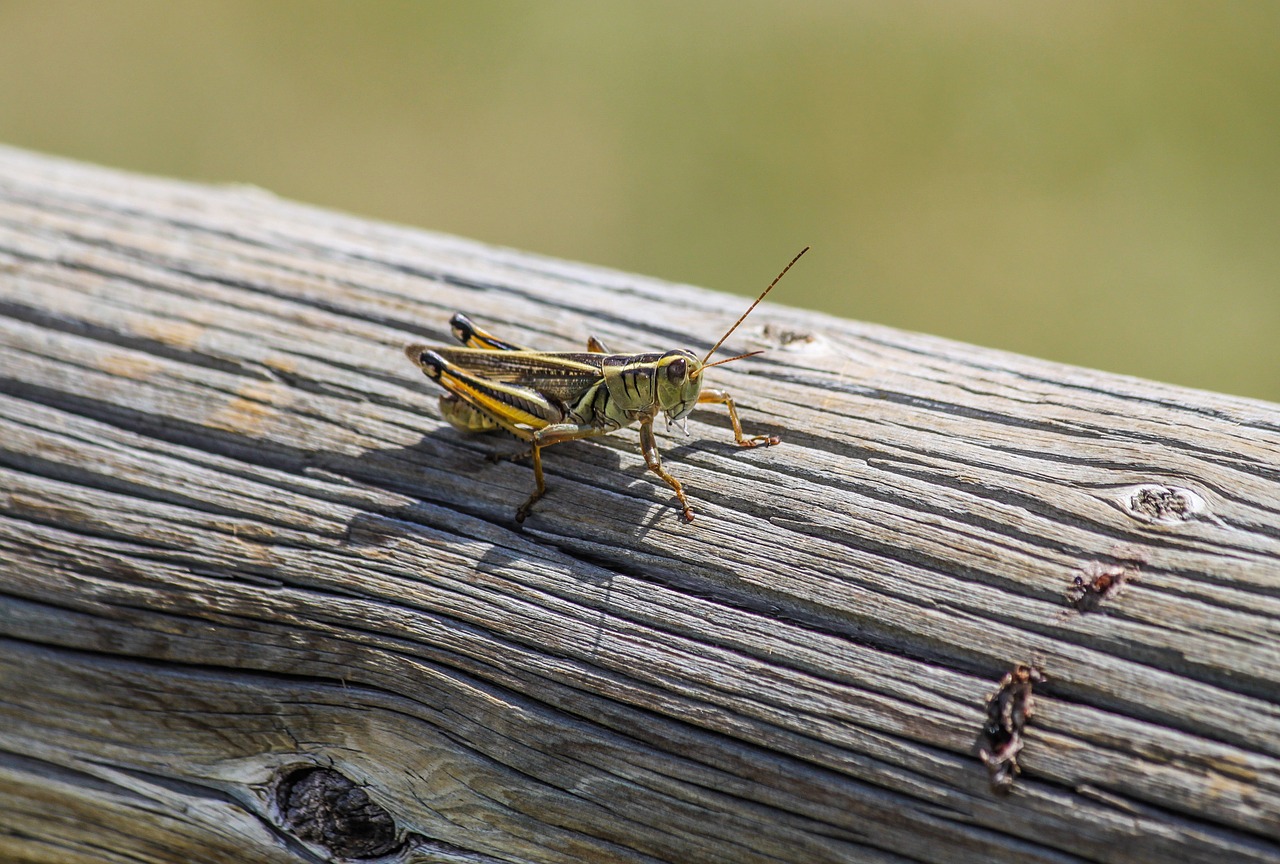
[514,422,611,523]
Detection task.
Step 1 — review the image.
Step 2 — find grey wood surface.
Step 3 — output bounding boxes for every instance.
[1,145,1277,864]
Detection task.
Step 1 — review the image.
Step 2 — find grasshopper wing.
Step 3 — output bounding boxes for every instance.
[406,346,580,434]
[425,348,607,405]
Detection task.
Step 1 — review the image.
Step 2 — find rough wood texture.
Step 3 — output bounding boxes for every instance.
[1,145,1277,864]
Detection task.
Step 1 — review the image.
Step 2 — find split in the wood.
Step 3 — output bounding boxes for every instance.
[978,663,1045,794]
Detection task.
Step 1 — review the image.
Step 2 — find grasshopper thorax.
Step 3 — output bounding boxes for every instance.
[600,348,702,424]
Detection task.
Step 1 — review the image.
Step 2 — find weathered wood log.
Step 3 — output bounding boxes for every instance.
[1,144,1277,864]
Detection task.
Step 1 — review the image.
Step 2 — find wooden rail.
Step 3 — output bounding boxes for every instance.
[1,145,1277,863]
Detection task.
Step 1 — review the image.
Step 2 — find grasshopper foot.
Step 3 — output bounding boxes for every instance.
[738,434,781,448]
[515,489,544,524]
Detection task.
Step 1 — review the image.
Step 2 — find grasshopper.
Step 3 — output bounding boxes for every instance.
[405,247,807,523]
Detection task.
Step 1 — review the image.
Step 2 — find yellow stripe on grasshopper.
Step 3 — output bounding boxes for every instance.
[405,347,555,436]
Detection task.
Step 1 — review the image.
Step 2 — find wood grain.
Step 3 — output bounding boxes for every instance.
[1,145,1277,863]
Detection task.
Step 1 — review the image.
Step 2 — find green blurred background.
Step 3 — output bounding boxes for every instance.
[2,1,1277,401]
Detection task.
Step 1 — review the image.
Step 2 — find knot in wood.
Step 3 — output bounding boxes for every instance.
[1117,484,1205,525]
[758,322,823,353]
[1067,561,1140,613]
[276,767,400,859]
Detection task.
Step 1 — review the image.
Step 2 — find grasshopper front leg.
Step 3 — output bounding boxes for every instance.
[698,388,781,448]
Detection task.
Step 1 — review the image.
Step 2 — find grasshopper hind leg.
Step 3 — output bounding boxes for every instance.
[449,314,530,351]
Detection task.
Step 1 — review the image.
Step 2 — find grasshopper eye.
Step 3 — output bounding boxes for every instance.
[666,356,687,384]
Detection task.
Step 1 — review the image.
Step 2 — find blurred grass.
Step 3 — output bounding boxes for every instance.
[1,1,1276,400]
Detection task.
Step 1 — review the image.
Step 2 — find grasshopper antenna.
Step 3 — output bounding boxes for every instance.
[700,246,809,368]
[701,349,765,371]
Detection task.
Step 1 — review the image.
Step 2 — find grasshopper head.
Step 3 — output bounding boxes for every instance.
[655,349,703,422]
